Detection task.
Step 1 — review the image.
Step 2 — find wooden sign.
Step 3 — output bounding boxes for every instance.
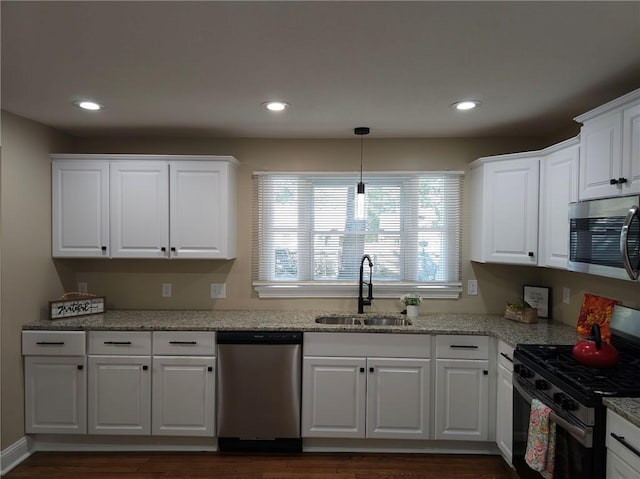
[49,296,105,320]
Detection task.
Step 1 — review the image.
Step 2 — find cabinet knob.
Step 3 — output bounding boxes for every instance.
[483,370,489,375]
[528,252,534,257]
[369,367,374,373]
[77,365,84,370]
[142,365,148,371]
[101,246,107,252]
[359,367,365,373]
[161,247,166,252]
[610,178,620,185]
[171,247,176,252]
[619,177,628,184]
[207,366,213,372]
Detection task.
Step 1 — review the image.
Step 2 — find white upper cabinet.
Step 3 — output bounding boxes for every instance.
[52,160,110,257]
[51,155,239,259]
[110,161,169,258]
[170,161,237,259]
[469,154,540,265]
[575,88,640,200]
[538,139,579,269]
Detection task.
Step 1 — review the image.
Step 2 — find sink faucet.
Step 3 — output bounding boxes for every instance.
[358,254,374,314]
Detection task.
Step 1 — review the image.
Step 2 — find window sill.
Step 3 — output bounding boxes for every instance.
[253,281,462,299]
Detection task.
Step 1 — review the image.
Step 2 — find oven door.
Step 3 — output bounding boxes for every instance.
[513,379,596,479]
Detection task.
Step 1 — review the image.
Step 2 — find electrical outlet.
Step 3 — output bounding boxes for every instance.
[563,287,570,305]
[210,283,226,299]
[467,279,478,296]
[78,282,88,294]
[162,283,172,298]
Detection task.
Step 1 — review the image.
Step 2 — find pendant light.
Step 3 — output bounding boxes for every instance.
[355,127,370,220]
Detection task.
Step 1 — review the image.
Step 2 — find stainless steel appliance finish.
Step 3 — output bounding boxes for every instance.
[216,331,302,452]
[512,305,640,479]
[568,195,640,281]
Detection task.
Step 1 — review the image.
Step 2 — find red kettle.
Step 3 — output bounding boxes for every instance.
[572,324,619,368]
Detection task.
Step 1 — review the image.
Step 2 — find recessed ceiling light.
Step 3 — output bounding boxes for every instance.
[262,101,289,112]
[73,100,103,111]
[451,100,481,111]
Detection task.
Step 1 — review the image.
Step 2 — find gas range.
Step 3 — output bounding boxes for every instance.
[511,305,640,479]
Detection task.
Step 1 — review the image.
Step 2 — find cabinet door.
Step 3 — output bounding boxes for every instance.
[435,359,489,441]
[366,358,430,440]
[622,102,640,196]
[302,356,366,438]
[152,356,215,437]
[539,144,579,269]
[110,161,169,258]
[607,451,640,479]
[484,158,540,264]
[24,356,86,434]
[88,355,151,435]
[579,112,623,200]
[52,160,109,257]
[170,161,236,259]
[496,362,513,464]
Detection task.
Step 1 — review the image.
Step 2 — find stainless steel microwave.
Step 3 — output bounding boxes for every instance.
[568,195,640,281]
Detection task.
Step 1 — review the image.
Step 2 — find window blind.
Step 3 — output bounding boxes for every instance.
[252,171,463,298]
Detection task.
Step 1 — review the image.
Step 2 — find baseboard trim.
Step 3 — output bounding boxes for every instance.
[29,434,218,453]
[1,437,32,475]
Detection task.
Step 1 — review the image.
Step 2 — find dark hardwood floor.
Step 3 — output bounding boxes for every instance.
[4,452,516,479]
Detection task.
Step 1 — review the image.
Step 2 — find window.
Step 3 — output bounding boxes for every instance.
[253,172,463,298]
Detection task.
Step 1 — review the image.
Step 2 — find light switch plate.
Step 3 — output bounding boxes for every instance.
[563,287,570,304]
[78,282,88,294]
[162,283,172,298]
[210,283,226,299]
[467,279,478,296]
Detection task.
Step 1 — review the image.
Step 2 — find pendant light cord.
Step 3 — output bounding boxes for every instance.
[360,134,363,183]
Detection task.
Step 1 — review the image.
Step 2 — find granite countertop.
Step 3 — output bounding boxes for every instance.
[22,309,579,347]
[604,398,640,428]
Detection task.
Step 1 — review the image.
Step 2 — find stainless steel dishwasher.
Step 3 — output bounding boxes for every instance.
[216,331,302,452]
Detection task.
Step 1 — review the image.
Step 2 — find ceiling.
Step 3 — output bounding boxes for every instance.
[2,1,640,139]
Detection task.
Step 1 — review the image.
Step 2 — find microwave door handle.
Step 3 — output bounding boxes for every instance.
[513,379,592,448]
[621,205,640,280]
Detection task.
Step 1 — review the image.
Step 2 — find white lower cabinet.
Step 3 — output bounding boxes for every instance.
[22,331,87,434]
[607,410,640,479]
[151,332,216,437]
[495,341,514,464]
[87,331,152,435]
[302,333,431,440]
[434,335,490,441]
[24,356,87,434]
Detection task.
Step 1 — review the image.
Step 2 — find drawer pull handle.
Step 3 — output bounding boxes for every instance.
[169,341,197,345]
[103,341,132,345]
[450,345,479,349]
[500,352,513,363]
[36,341,65,346]
[611,433,640,458]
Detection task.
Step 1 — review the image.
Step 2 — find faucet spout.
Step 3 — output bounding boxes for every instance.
[358,254,374,314]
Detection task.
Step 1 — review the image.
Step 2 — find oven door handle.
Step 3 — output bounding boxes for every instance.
[621,205,640,281]
[514,379,593,448]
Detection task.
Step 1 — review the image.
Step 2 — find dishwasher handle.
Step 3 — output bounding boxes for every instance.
[217,331,303,345]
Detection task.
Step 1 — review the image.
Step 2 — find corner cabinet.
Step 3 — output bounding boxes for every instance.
[51,154,239,259]
[302,333,431,440]
[495,341,514,465]
[469,154,540,265]
[575,88,640,200]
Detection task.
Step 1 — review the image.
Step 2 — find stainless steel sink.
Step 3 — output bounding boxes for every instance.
[362,317,412,326]
[315,316,362,325]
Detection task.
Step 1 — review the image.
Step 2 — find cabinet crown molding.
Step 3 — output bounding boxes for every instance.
[50,154,240,166]
[574,87,640,124]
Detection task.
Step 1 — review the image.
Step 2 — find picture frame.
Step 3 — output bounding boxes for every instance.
[523,285,551,319]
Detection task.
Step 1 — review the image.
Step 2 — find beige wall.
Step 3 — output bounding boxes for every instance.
[0,112,73,448]
[70,136,549,315]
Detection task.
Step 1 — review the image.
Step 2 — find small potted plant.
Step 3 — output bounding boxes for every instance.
[401,294,422,319]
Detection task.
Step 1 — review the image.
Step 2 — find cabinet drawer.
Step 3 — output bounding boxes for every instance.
[498,340,514,371]
[607,410,640,468]
[436,335,489,359]
[153,331,216,356]
[304,333,430,358]
[89,331,151,355]
[22,331,86,356]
